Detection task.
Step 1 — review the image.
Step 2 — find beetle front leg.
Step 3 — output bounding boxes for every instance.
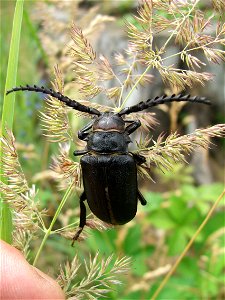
[72,191,87,245]
[78,120,95,141]
[125,120,141,135]
[73,120,94,156]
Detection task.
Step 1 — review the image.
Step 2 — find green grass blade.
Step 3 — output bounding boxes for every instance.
[0,0,24,243]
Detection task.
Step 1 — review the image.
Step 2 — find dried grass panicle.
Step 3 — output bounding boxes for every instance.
[57,216,113,242]
[70,24,96,64]
[0,131,46,253]
[0,181,41,230]
[33,0,224,110]
[129,112,158,131]
[32,1,114,66]
[212,0,225,12]
[32,1,225,112]
[137,124,225,176]
[159,68,214,89]
[124,0,224,91]
[1,129,28,194]
[57,252,131,299]
[70,24,122,102]
[40,65,71,142]
[51,142,81,190]
[13,229,34,259]
[0,181,46,249]
[98,55,115,81]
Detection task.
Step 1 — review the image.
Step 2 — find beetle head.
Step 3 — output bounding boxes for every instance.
[93,112,125,132]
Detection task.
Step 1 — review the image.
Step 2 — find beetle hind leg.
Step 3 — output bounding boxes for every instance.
[72,191,87,245]
[137,189,147,206]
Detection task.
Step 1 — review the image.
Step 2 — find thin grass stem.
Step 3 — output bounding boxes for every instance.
[151,188,225,300]
[33,182,74,266]
[117,64,151,111]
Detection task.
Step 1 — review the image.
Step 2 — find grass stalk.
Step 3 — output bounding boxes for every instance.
[151,188,225,300]
[33,182,74,266]
[118,64,152,111]
[0,0,24,244]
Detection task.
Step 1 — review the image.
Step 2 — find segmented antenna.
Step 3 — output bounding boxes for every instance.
[118,94,211,116]
[6,85,101,116]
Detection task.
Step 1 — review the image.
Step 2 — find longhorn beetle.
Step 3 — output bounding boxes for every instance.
[6,85,210,243]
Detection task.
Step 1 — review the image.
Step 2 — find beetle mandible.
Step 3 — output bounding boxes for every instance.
[6,85,210,242]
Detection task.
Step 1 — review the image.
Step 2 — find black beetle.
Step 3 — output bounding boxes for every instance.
[6,85,210,242]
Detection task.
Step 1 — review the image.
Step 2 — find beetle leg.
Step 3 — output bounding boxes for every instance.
[78,120,95,141]
[72,192,87,245]
[125,120,141,135]
[131,152,146,165]
[73,149,89,156]
[137,190,147,206]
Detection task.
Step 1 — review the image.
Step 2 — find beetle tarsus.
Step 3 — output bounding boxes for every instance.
[71,227,84,246]
[72,192,87,245]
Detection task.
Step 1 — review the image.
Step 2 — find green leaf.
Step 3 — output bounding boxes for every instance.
[168,229,188,255]
[201,211,225,239]
[195,201,211,215]
[182,206,200,226]
[198,183,225,203]
[180,184,199,202]
[148,210,176,229]
[150,277,196,299]
[123,224,141,255]
[122,290,142,300]
[182,224,203,241]
[131,250,151,276]
[167,195,188,223]
[143,191,164,211]
[208,252,225,276]
[87,228,117,254]
[177,256,200,278]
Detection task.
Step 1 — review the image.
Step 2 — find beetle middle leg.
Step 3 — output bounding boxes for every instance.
[131,152,146,165]
[72,191,87,245]
[73,149,89,156]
